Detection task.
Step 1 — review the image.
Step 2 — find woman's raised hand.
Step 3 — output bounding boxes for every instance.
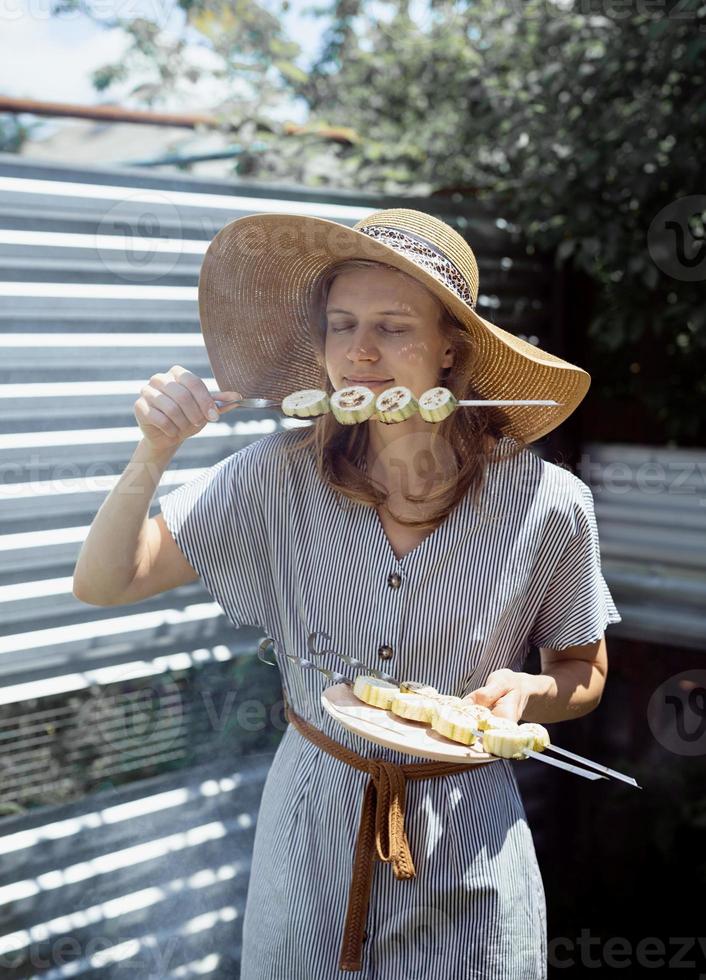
[134,365,243,452]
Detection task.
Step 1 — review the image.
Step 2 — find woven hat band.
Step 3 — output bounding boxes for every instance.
[358,224,477,310]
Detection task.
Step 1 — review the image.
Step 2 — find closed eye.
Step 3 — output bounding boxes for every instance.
[329,324,407,335]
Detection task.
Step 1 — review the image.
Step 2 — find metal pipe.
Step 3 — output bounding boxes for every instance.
[0,96,358,143]
[0,95,228,130]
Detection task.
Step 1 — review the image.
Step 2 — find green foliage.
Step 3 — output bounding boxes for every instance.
[289,0,705,443]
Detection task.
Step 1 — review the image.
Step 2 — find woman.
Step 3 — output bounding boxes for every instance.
[78,208,621,978]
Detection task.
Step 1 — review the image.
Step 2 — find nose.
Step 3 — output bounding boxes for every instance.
[345,325,380,360]
[347,352,381,373]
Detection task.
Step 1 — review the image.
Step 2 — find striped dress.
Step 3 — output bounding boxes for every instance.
[159,427,622,979]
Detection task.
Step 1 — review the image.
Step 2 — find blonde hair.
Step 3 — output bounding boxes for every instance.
[278,259,527,531]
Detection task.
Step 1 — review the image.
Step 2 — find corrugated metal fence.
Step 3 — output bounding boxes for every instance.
[579,441,706,650]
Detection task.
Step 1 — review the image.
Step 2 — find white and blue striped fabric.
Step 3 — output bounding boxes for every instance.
[159,427,621,978]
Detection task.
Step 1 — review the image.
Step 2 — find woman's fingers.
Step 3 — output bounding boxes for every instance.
[134,366,244,451]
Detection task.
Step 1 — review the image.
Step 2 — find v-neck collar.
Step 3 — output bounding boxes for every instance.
[359,452,469,567]
[371,498,463,566]
[358,436,510,567]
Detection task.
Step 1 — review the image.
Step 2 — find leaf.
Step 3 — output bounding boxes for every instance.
[274,60,309,85]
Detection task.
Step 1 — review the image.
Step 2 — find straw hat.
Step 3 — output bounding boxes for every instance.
[197,207,590,443]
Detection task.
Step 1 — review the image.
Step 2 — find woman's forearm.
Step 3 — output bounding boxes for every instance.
[72,438,178,604]
[520,660,606,724]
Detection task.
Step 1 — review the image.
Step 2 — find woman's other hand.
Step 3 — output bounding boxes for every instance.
[463,668,533,724]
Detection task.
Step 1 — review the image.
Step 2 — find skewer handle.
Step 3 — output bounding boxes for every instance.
[307,632,398,684]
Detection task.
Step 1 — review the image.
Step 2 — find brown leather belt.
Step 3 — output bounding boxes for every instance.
[283,691,492,971]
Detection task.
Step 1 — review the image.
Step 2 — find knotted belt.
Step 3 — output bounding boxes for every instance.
[283,693,492,972]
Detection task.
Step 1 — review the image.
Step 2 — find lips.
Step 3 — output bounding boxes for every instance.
[345,378,394,385]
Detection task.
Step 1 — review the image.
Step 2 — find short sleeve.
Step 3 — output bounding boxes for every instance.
[158,446,271,631]
[528,480,622,650]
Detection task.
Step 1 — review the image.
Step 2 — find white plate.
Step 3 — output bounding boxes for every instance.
[321,683,500,765]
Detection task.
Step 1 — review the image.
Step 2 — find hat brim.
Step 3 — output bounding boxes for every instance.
[197,212,590,443]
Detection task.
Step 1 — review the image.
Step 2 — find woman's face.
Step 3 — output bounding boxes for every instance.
[323,266,455,397]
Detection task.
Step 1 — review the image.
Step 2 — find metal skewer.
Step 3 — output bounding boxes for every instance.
[531,743,641,788]
[306,634,397,683]
[458,400,559,406]
[258,635,353,686]
[214,397,281,409]
[456,720,641,786]
[213,397,561,410]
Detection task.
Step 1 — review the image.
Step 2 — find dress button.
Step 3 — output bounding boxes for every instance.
[378,644,394,661]
[387,572,402,589]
